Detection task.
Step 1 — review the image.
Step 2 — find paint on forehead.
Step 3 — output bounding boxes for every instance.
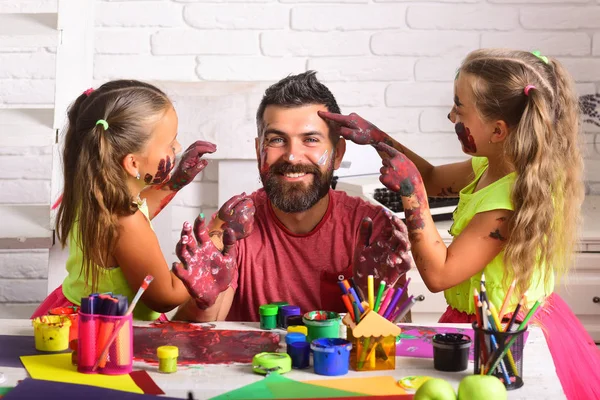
[317,149,329,166]
[455,69,460,81]
[288,154,295,161]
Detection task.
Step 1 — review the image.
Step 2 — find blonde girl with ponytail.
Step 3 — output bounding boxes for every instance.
[32,80,217,320]
[320,48,599,399]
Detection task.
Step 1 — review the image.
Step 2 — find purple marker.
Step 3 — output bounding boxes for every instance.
[390,295,414,322]
[383,288,404,319]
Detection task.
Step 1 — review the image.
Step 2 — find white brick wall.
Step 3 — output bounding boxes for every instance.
[2,0,600,316]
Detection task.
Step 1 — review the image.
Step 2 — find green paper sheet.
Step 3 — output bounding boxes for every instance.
[210,373,363,400]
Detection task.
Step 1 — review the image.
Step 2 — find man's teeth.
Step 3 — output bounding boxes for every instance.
[285,172,306,178]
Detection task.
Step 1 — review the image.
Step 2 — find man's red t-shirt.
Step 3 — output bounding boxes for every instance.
[226,188,393,322]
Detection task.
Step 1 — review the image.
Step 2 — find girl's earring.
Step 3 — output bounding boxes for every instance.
[136,172,141,180]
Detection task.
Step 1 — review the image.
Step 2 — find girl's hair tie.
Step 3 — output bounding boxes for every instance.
[84,88,95,96]
[96,119,109,130]
[524,85,536,96]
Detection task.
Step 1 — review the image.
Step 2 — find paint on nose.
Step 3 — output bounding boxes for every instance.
[289,154,295,161]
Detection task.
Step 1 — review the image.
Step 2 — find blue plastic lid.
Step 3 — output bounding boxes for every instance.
[285,332,307,345]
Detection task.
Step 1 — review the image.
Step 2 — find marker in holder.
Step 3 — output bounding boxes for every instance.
[77,312,133,375]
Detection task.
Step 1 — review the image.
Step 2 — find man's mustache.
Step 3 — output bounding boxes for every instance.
[269,162,321,175]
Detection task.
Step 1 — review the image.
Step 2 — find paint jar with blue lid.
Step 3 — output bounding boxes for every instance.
[303,311,341,343]
[311,338,352,376]
[259,304,278,330]
[280,305,301,329]
[285,332,307,346]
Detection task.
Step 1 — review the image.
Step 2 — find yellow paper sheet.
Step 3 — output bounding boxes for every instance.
[303,375,406,396]
[20,353,143,394]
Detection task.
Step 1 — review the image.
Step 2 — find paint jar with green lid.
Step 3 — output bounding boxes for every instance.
[157,345,179,373]
[259,304,278,330]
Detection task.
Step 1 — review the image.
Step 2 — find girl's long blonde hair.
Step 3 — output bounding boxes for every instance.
[460,49,584,301]
[57,80,171,292]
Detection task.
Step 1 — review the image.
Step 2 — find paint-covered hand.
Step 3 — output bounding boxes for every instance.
[374,142,423,196]
[353,212,414,295]
[217,193,255,240]
[318,111,388,145]
[172,214,237,309]
[375,142,428,232]
[167,140,217,191]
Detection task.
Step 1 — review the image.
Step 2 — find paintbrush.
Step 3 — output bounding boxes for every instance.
[92,275,154,371]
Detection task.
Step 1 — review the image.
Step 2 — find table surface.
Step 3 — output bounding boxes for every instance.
[0,319,564,400]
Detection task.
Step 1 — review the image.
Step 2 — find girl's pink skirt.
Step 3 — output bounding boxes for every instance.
[31,286,169,322]
[440,292,600,400]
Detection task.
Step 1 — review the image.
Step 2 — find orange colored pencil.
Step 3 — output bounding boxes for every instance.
[498,279,516,321]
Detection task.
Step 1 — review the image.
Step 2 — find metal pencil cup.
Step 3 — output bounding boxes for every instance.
[472,321,527,390]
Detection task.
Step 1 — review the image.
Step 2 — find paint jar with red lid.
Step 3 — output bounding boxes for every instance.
[49,306,79,342]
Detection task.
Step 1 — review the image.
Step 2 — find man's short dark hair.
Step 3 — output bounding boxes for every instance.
[256,71,341,141]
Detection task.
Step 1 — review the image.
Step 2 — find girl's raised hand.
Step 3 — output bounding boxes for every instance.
[374,142,422,196]
[172,214,237,309]
[318,111,388,145]
[168,140,217,190]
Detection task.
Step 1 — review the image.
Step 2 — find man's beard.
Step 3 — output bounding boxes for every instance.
[260,154,335,213]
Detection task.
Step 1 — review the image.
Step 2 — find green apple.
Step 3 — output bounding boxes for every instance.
[414,378,457,400]
[458,375,507,400]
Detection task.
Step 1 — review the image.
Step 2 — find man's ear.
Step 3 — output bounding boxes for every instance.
[333,138,346,170]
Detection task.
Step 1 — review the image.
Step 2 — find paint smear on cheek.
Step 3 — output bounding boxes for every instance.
[133,322,280,365]
[454,122,477,153]
[317,149,329,166]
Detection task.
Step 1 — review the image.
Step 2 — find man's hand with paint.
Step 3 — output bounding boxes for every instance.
[166,140,217,190]
[353,211,414,295]
[172,214,237,309]
[210,193,256,242]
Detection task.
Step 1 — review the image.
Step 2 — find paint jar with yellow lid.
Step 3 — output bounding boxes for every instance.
[157,345,179,373]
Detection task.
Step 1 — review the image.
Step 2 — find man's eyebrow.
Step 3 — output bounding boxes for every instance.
[301,131,325,138]
[264,128,288,137]
[454,95,463,107]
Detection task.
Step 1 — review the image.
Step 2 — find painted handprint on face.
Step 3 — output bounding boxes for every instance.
[455,122,477,153]
[145,155,174,185]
